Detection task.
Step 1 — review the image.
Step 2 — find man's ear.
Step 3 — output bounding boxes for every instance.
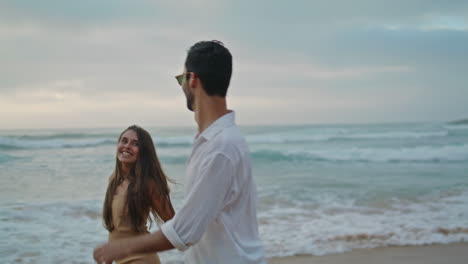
[188,73,198,89]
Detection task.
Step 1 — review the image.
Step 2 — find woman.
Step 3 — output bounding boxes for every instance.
[102,125,175,264]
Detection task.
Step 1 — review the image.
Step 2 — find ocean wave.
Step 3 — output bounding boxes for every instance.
[315,227,468,245]
[251,144,468,163]
[2,190,467,262]
[246,130,448,144]
[0,200,183,264]
[0,127,452,150]
[333,130,449,140]
[0,137,116,150]
[14,132,117,140]
[258,190,468,257]
[444,124,468,130]
[0,153,19,163]
[159,155,189,164]
[153,136,193,147]
[0,135,193,150]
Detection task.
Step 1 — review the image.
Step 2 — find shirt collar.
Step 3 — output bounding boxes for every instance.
[195,110,236,141]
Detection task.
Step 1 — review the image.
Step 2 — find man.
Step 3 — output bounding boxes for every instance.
[94,40,266,264]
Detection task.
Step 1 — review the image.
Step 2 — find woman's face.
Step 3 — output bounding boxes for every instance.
[117,129,139,166]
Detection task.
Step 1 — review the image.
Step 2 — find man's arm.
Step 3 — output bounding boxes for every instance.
[161,152,234,247]
[93,230,174,264]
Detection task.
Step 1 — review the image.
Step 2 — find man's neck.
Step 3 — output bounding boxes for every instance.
[194,96,228,134]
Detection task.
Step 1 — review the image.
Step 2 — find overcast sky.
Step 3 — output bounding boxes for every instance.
[1,0,467,129]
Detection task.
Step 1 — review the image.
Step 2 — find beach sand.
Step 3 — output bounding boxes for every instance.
[268,243,468,264]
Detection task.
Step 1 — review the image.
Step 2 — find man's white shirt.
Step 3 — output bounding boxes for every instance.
[161,111,266,264]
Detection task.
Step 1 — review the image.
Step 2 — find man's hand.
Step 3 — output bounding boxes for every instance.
[93,240,129,264]
[93,230,175,263]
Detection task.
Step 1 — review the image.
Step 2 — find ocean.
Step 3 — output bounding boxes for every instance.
[1,122,467,263]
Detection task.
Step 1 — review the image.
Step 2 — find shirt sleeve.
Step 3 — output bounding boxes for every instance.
[161,152,234,251]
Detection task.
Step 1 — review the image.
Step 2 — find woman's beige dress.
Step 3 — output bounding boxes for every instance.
[109,187,161,264]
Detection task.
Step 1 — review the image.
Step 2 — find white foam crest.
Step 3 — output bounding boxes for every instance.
[0,136,114,149]
[0,135,194,150]
[0,201,185,264]
[153,136,193,146]
[2,191,468,262]
[0,153,17,163]
[336,130,448,140]
[292,144,468,162]
[1,201,105,264]
[246,130,448,144]
[444,124,468,130]
[258,190,468,257]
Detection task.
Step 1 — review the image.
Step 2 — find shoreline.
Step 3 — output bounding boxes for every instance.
[268,243,468,264]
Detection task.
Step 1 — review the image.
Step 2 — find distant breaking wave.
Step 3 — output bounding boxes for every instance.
[2,138,467,164]
[251,144,468,163]
[0,129,450,150]
[0,137,116,150]
[246,130,448,144]
[258,190,468,257]
[0,153,19,163]
[12,132,117,140]
[0,135,193,150]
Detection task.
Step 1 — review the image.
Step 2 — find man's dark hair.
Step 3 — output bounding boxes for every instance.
[185,40,232,97]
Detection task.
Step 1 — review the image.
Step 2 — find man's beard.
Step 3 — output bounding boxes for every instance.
[185,88,194,112]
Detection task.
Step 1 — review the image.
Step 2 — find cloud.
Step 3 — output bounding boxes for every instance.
[373,15,468,32]
[1,1,467,128]
[0,77,191,129]
[0,22,227,94]
[237,61,412,81]
[0,0,227,30]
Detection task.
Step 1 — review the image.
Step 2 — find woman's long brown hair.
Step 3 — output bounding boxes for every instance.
[102,125,173,232]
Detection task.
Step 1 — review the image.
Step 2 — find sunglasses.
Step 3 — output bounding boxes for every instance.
[175,73,191,86]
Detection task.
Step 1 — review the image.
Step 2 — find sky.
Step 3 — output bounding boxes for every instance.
[1,0,467,129]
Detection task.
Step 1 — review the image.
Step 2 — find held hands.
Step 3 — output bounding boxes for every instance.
[93,230,173,263]
[93,240,129,264]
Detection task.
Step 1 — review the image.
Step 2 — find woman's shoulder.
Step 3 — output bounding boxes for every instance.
[145,178,157,192]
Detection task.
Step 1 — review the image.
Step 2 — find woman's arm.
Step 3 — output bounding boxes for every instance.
[149,182,175,222]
